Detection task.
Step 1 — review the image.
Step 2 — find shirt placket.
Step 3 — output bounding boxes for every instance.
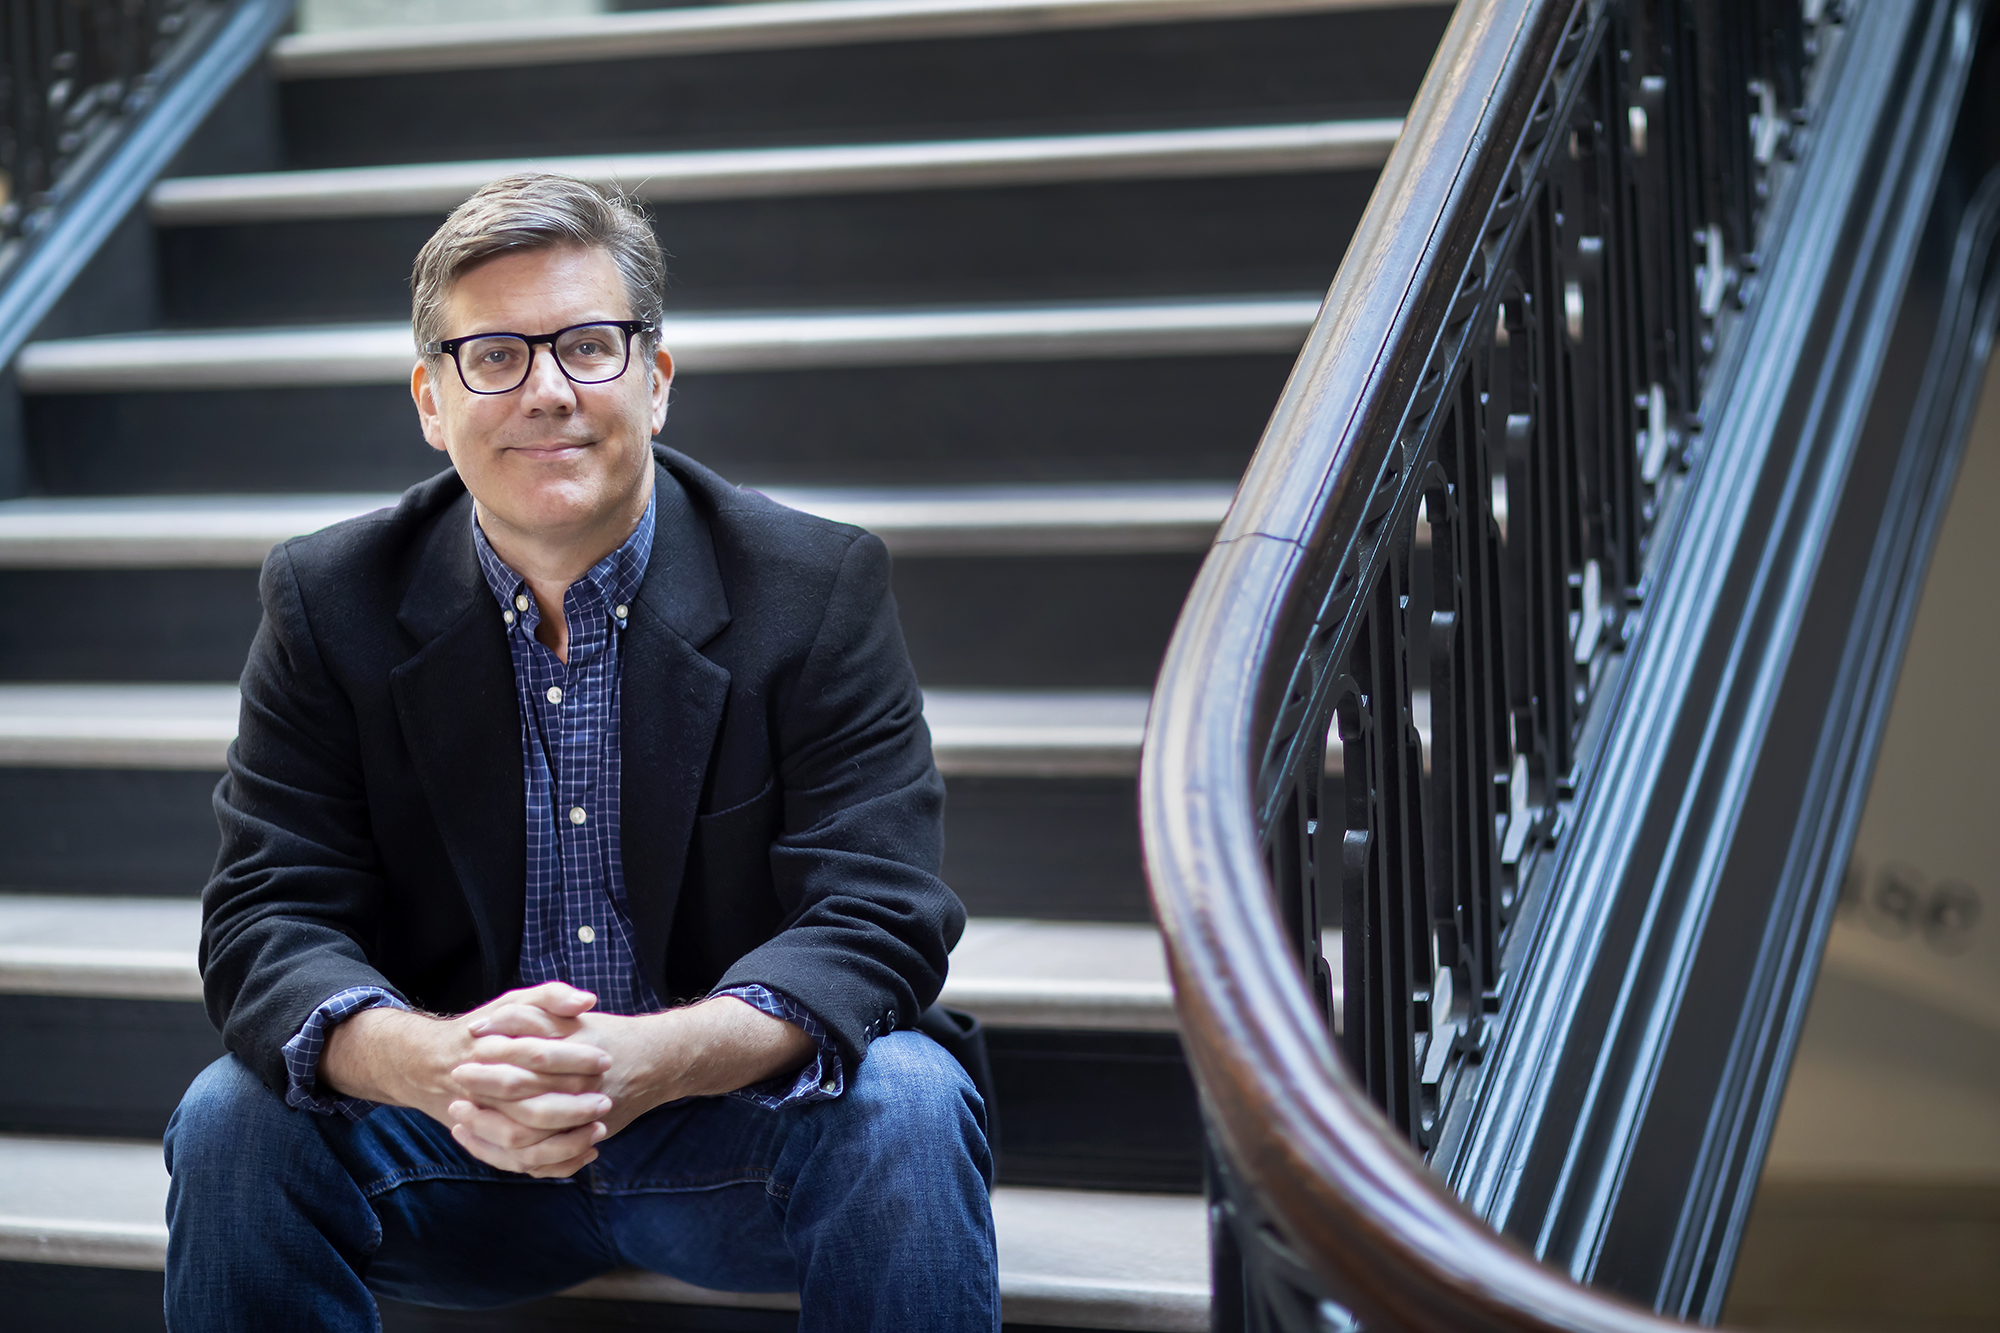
[554,587,608,993]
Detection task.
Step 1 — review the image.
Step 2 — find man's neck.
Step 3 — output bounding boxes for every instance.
[474,477,652,664]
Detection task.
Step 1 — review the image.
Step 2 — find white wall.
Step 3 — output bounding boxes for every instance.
[1761,347,2000,1183]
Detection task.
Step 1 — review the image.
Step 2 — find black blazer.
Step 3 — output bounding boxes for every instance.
[203,444,963,1095]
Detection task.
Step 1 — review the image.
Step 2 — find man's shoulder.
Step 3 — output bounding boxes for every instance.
[657,447,872,571]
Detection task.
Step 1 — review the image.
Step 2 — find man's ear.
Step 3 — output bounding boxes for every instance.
[412,359,450,454]
[649,345,675,437]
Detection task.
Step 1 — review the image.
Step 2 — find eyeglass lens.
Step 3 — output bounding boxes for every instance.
[455,324,633,394]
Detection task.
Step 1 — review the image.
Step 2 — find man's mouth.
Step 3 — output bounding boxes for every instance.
[510,440,594,457]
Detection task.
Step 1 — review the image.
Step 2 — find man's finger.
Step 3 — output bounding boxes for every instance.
[449,1108,604,1159]
[466,1035,610,1075]
[448,1099,594,1150]
[491,982,597,1020]
[452,1062,601,1103]
[450,1119,602,1177]
[450,1091,611,1137]
[466,1003,582,1040]
[502,1090,617,1131]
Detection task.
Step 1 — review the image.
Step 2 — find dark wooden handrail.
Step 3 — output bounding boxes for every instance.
[1140,0,1831,1326]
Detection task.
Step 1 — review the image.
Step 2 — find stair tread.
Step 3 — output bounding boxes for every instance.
[0,483,1233,566]
[0,896,1171,1026]
[150,120,1399,225]
[270,0,1395,79]
[0,684,1146,776]
[0,1133,1205,1329]
[14,296,1318,392]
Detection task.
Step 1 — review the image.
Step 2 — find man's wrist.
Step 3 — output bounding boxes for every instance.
[645,996,814,1102]
[322,1004,451,1109]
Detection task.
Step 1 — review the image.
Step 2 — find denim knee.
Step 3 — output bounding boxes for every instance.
[165,1054,320,1186]
[818,1031,991,1183]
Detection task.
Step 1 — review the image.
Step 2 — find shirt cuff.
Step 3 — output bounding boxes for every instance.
[713,983,844,1108]
[281,985,410,1120]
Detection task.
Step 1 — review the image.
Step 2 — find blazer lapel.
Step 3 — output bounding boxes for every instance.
[622,464,732,1002]
[388,492,528,995]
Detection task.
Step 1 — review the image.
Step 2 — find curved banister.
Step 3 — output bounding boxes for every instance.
[1145,547,1684,1333]
[1139,0,1880,1326]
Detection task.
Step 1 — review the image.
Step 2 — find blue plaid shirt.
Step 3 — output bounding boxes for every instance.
[281,489,843,1118]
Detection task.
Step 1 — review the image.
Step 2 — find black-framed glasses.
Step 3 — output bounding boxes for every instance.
[424,320,654,395]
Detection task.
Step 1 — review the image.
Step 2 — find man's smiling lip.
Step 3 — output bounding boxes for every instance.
[507,440,596,457]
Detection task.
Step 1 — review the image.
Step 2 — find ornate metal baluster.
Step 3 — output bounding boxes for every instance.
[0,0,207,246]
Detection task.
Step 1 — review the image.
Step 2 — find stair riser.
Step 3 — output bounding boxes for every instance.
[0,997,1197,1192]
[0,569,263,682]
[275,10,1450,169]
[0,996,224,1139]
[26,354,1285,492]
[0,769,224,896]
[0,769,1149,918]
[157,172,1369,327]
[0,553,1196,687]
[0,1263,1137,1333]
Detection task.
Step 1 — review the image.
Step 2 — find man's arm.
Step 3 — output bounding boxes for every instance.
[704,527,965,1064]
[206,541,410,1092]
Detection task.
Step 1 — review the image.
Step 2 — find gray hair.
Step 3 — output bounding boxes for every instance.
[411,173,664,358]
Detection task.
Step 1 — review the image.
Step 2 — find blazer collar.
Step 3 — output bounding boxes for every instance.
[392,462,730,650]
[395,484,484,647]
[619,460,732,1000]
[634,457,730,649]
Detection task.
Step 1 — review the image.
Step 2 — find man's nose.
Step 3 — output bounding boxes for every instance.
[518,344,577,409]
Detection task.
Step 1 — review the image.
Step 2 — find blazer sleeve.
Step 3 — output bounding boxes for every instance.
[714,531,964,1066]
[203,542,403,1093]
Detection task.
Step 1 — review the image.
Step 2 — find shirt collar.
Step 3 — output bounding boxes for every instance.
[471,487,656,639]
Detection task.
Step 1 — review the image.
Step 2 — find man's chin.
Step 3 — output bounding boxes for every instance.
[474,481,606,531]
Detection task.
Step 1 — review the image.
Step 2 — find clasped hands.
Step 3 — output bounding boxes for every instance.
[322,980,816,1180]
[442,981,641,1179]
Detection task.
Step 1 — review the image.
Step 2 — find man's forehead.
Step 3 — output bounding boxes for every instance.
[442,244,631,328]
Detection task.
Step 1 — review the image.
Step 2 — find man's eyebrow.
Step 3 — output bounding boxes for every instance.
[446,317,636,338]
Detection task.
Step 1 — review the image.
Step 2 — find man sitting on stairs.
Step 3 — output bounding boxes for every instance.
[161,173,997,1332]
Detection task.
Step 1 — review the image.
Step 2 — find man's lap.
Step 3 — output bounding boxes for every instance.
[166,1031,985,1311]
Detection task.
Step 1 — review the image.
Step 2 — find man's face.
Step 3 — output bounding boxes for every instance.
[413,244,672,549]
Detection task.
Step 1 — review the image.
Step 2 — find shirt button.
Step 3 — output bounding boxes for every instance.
[502,609,515,626]
[614,604,629,620]
[514,594,530,612]
[577,925,596,944]
[569,806,587,825]
[546,686,563,704]
[821,1074,838,1093]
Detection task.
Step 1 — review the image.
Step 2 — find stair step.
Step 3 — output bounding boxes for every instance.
[0,684,1145,775]
[271,0,1374,78]
[0,1134,1207,1329]
[0,895,1171,1027]
[152,120,1399,225]
[16,297,1317,393]
[0,483,1232,567]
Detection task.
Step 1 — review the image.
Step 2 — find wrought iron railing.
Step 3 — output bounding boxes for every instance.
[1276,0,1810,1158]
[0,0,222,248]
[1143,0,1988,1327]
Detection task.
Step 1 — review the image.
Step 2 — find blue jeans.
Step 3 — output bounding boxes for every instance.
[162,1031,997,1332]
